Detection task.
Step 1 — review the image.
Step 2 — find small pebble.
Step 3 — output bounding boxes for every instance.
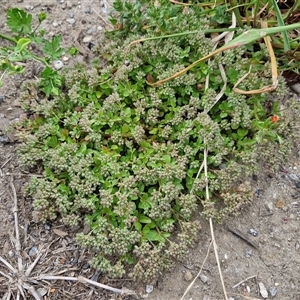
[54,60,64,70]
[200,275,208,283]
[69,12,74,18]
[97,25,103,31]
[269,286,278,297]
[82,263,90,270]
[203,296,211,300]
[249,228,258,236]
[252,174,258,181]
[29,246,38,257]
[62,56,69,62]
[146,285,153,294]
[88,42,95,50]
[66,0,72,8]
[66,18,75,24]
[44,222,51,230]
[0,135,10,144]
[52,21,59,27]
[259,282,268,299]
[245,249,253,258]
[83,36,93,43]
[288,173,299,181]
[295,241,300,250]
[0,95,4,104]
[85,9,92,14]
[184,271,193,281]
[274,243,281,248]
[295,181,300,188]
[37,288,47,297]
[87,28,94,34]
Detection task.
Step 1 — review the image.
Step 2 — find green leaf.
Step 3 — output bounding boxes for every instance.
[237,128,248,138]
[47,136,58,148]
[38,12,47,23]
[7,8,32,34]
[139,215,152,223]
[134,222,142,231]
[146,230,164,242]
[44,35,64,60]
[15,38,31,52]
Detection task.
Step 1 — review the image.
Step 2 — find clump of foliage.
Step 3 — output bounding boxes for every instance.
[14,0,299,282]
[0,8,64,95]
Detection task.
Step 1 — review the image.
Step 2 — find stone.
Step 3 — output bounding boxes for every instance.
[83,36,93,43]
[288,173,299,181]
[245,249,253,258]
[52,21,59,27]
[54,60,64,70]
[66,18,75,24]
[249,228,258,236]
[184,271,193,281]
[146,285,153,294]
[200,274,208,283]
[29,246,38,257]
[37,288,47,297]
[296,181,300,188]
[259,282,268,298]
[269,286,278,297]
[66,0,72,8]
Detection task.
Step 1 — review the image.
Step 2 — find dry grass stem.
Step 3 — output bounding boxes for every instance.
[180,241,212,300]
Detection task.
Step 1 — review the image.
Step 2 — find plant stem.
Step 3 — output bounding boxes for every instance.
[0,32,17,44]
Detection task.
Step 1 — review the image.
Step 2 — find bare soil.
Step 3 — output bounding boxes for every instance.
[1,1,300,300]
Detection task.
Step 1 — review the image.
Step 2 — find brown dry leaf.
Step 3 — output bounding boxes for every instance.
[276,199,285,209]
[53,228,68,237]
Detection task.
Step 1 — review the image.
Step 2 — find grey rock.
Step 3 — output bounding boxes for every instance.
[37,288,47,297]
[200,274,209,283]
[146,285,153,294]
[69,12,74,18]
[249,228,258,236]
[259,282,268,299]
[0,135,10,144]
[245,249,253,258]
[269,286,278,297]
[66,18,75,24]
[29,246,38,257]
[288,173,299,181]
[54,60,64,70]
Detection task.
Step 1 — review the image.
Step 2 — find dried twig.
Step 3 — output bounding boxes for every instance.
[91,8,113,28]
[180,241,212,300]
[0,256,17,273]
[32,274,136,296]
[204,146,228,300]
[232,275,257,289]
[227,226,259,250]
[9,179,23,273]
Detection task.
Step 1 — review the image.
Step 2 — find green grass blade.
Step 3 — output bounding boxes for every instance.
[271,0,290,51]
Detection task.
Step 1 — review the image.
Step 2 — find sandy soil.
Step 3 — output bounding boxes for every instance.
[1,1,300,300]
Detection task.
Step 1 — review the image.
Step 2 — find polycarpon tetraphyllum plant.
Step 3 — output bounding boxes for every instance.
[15,0,299,282]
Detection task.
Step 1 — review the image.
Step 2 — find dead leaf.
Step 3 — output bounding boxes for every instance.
[276,199,285,209]
[53,228,68,237]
